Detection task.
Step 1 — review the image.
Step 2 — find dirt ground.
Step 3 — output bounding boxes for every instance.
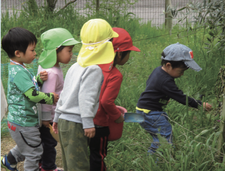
[1,133,63,171]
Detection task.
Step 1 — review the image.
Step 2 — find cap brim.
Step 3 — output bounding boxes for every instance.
[127,45,141,52]
[184,60,202,72]
[112,31,119,38]
[62,38,80,46]
[38,49,57,69]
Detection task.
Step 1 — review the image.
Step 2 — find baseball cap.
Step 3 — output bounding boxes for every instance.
[112,27,140,52]
[38,28,80,69]
[161,43,202,71]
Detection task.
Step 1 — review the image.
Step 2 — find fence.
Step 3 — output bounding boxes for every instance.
[1,0,203,27]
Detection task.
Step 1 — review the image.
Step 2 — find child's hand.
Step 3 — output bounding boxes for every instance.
[52,122,58,134]
[115,114,124,123]
[84,127,95,138]
[203,102,212,111]
[42,120,51,127]
[52,92,59,104]
[40,71,48,81]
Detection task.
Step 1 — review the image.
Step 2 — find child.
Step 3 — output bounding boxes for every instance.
[52,19,119,171]
[136,43,212,154]
[89,27,140,171]
[1,27,59,171]
[37,28,80,171]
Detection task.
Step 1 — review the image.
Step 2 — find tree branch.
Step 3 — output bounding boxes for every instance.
[56,0,77,14]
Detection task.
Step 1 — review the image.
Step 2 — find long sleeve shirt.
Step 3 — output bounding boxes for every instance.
[137,66,201,111]
[53,63,103,129]
[94,64,122,127]
[38,66,64,121]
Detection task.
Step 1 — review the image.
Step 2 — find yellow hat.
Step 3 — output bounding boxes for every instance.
[77,19,119,67]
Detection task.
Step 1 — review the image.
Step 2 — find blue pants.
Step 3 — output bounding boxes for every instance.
[136,110,172,153]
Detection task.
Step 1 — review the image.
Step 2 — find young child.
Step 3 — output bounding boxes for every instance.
[37,28,80,171]
[52,19,119,171]
[1,27,59,171]
[136,43,212,154]
[89,27,140,171]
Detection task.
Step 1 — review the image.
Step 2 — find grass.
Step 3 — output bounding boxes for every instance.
[1,3,225,170]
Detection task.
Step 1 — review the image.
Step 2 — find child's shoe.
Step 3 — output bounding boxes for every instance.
[1,155,18,171]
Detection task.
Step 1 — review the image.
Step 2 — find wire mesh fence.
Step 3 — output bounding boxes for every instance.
[1,0,203,27]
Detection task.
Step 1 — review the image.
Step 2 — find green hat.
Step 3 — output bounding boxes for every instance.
[38,28,80,69]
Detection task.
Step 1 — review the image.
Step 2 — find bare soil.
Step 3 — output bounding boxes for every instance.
[1,133,63,171]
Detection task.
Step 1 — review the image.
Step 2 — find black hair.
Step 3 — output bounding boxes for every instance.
[161,51,187,69]
[113,50,131,66]
[1,27,37,58]
[56,46,65,53]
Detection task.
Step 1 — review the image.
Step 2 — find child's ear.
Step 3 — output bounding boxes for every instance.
[14,50,21,58]
[165,62,172,68]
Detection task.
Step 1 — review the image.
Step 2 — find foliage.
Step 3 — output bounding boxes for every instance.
[171,0,225,52]
[1,1,225,170]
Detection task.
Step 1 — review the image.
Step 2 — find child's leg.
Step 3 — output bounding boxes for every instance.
[8,122,43,171]
[137,110,172,153]
[89,126,110,171]
[58,119,89,171]
[40,123,57,170]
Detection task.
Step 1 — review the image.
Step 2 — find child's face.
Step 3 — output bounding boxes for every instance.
[16,43,36,65]
[116,51,131,65]
[167,67,187,78]
[57,45,74,64]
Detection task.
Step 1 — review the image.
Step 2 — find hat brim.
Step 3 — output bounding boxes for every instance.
[112,31,119,38]
[62,38,80,46]
[184,60,202,72]
[38,49,57,69]
[126,45,141,52]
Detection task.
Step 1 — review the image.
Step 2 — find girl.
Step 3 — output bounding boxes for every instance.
[90,27,140,171]
[37,28,80,171]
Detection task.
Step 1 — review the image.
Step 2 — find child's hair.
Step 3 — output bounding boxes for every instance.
[161,51,187,69]
[113,50,130,66]
[56,46,65,53]
[1,27,37,58]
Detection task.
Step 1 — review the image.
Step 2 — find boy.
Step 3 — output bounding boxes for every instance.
[52,19,119,171]
[1,27,58,171]
[136,43,212,154]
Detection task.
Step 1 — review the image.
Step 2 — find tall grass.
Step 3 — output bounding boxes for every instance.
[1,3,225,170]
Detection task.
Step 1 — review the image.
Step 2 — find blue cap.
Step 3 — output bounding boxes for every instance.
[161,43,202,72]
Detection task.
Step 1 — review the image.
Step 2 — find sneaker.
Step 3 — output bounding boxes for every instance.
[1,155,18,171]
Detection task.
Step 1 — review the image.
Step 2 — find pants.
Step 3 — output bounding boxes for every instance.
[58,119,89,171]
[40,123,57,170]
[8,121,43,171]
[136,110,172,153]
[89,126,110,171]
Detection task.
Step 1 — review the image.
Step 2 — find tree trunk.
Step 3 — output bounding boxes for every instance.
[165,0,172,34]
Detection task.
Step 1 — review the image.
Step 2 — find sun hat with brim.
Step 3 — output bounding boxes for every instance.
[112,27,140,52]
[77,19,118,67]
[161,42,202,72]
[38,28,80,69]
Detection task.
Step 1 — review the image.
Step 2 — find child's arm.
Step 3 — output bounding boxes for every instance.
[24,87,58,105]
[101,74,124,123]
[36,71,48,87]
[162,79,209,109]
[79,66,103,138]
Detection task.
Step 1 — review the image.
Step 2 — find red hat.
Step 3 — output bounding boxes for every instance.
[112,27,140,52]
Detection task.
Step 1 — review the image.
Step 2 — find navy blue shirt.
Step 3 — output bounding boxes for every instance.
[137,66,201,111]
